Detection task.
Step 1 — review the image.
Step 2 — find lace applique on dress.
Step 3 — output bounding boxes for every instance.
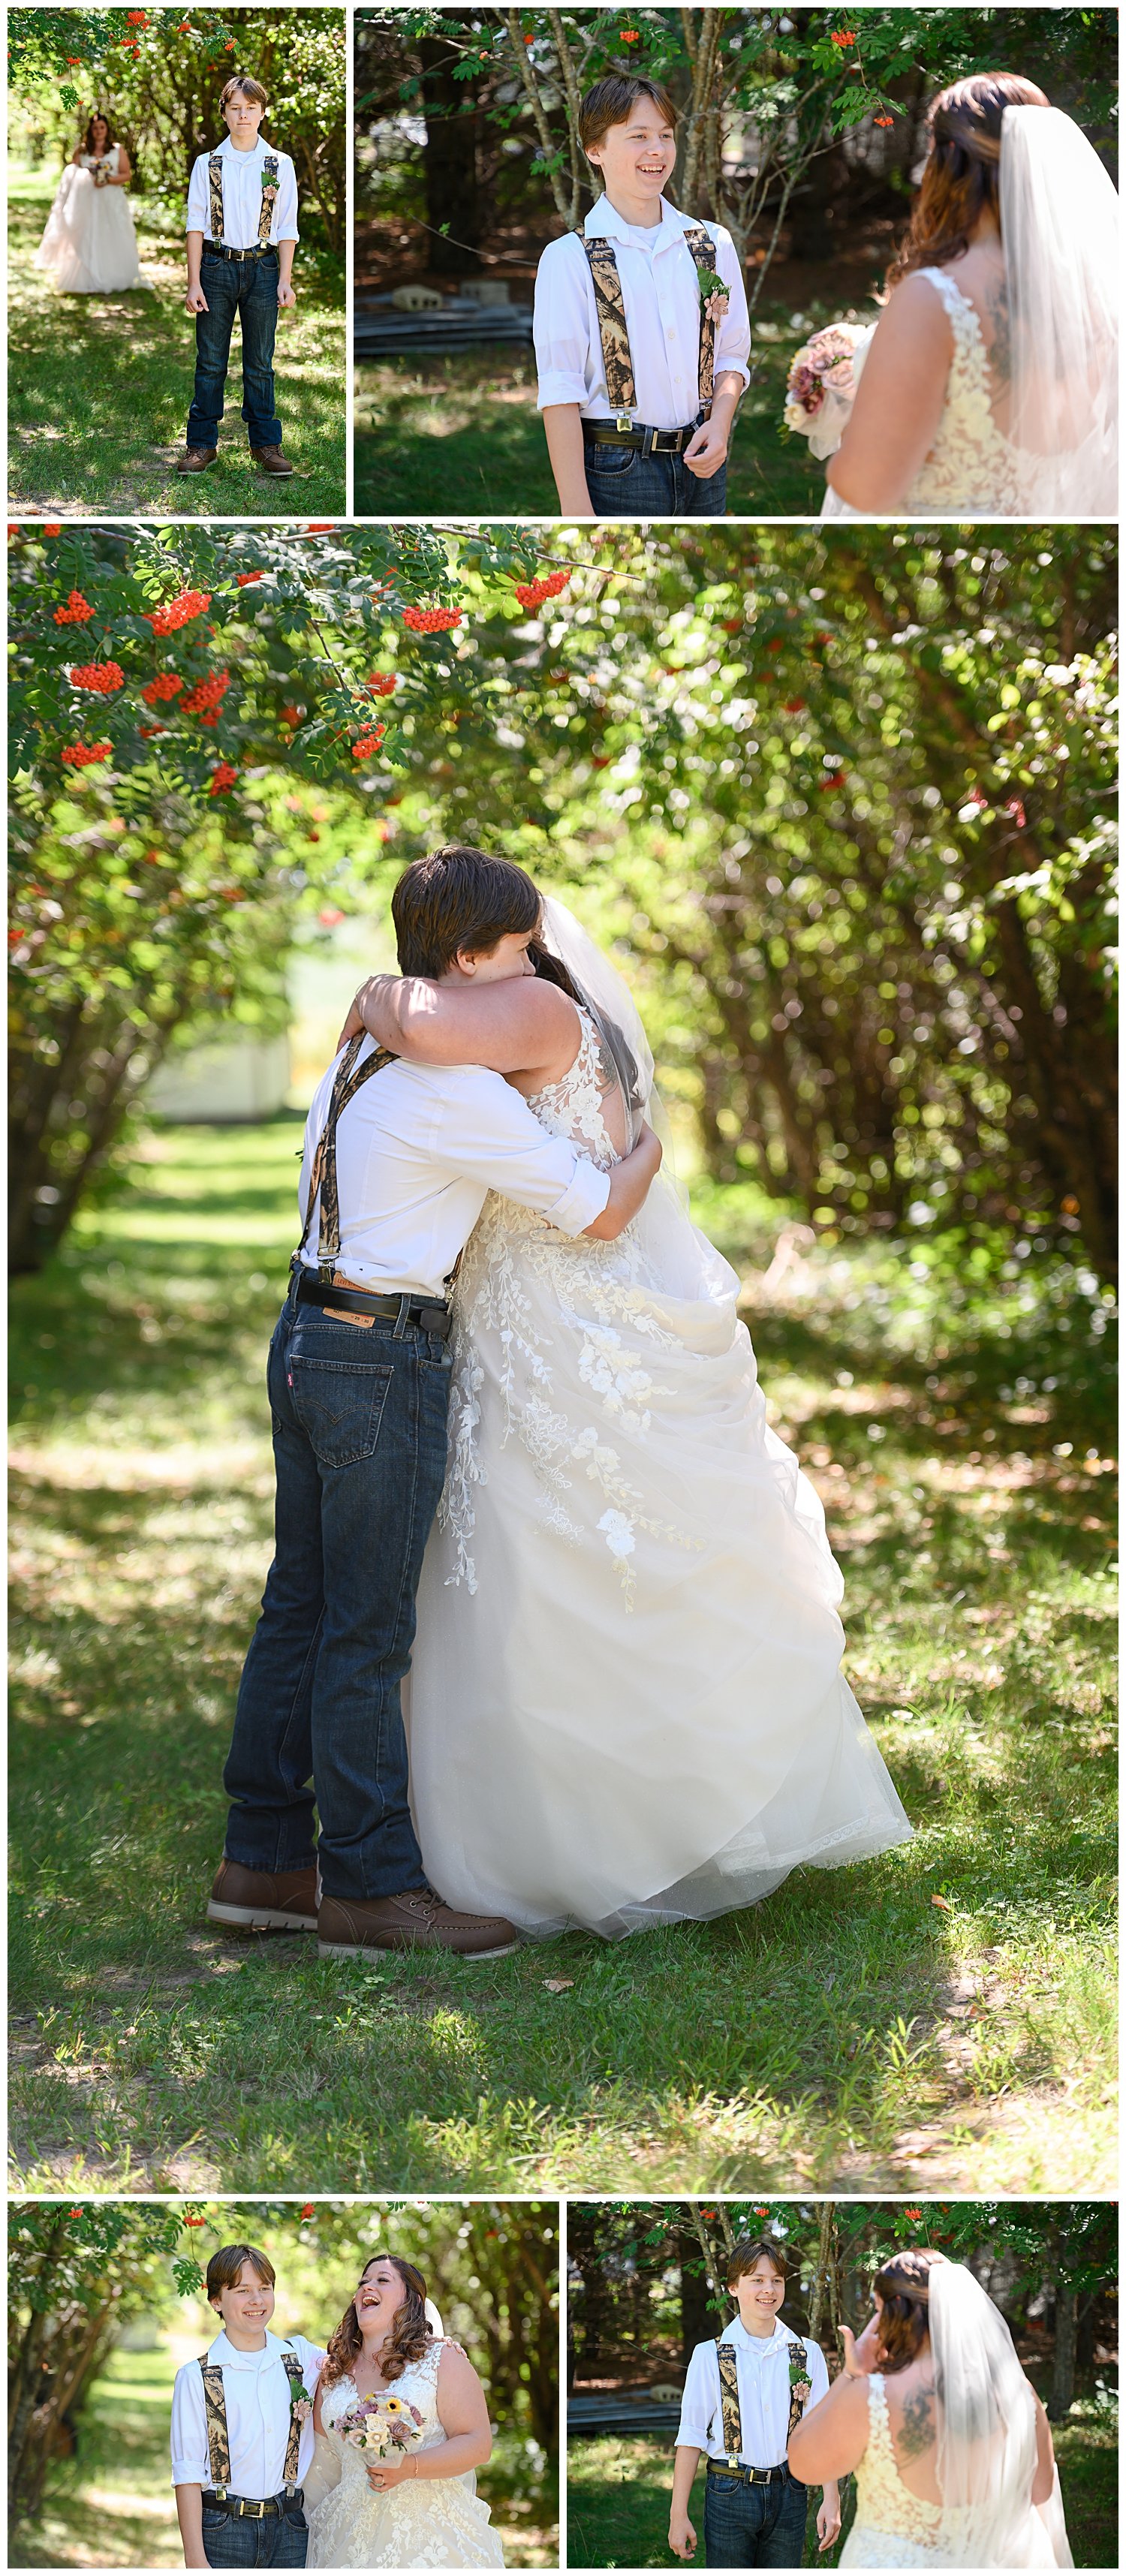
[845,2374,946,2565]
[438,1008,697,1605]
[904,268,1029,514]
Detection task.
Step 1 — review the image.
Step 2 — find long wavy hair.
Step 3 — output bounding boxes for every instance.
[887,74,1049,285]
[872,2248,944,2373]
[321,2254,434,2391]
[81,110,116,155]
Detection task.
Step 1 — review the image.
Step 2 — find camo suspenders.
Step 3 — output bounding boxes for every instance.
[298,1032,398,1282]
[581,222,719,427]
[714,2334,811,2469]
[198,2345,306,2499]
[207,150,280,246]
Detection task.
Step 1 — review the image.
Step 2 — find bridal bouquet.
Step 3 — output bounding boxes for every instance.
[783,320,874,459]
[337,2391,425,2458]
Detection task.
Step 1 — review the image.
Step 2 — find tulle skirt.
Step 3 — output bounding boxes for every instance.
[306,2467,504,2568]
[35,164,143,293]
[407,1177,913,1939]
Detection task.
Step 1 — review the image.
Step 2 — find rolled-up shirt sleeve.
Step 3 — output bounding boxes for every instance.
[185,153,208,234]
[676,2342,718,2452]
[534,239,596,410]
[435,1079,612,1234]
[714,228,751,388]
[274,152,300,242]
[170,2361,209,2487]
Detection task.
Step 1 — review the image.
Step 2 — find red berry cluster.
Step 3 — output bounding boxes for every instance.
[352,726,387,761]
[62,742,113,766]
[830,29,857,47]
[43,522,62,536]
[70,661,125,693]
[236,570,263,587]
[53,590,95,625]
[209,761,239,796]
[181,668,230,717]
[402,606,462,633]
[280,704,304,726]
[145,588,212,635]
[818,771,847,792]
[366,672,397,697]
[514,570,571,610]
[140,673,184,704]
[127,9,149,23]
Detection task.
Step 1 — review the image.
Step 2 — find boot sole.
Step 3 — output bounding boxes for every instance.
[253,463,294,476]
[207,1900,318,1934]
[318,1937,519,1961]
[176,459,218,473]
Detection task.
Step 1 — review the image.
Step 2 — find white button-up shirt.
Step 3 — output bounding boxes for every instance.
[186,134,300,247]
[534,193,751,430]
[170,2330,325,2496]
[677,2316,829,2469]
[296,1044,613,1297]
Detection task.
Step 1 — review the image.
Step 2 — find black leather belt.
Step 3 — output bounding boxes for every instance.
[202,2490,302,2519]
[291,1265,453,1338]
[586,417,704,454]
[706,2460,787,2484]
[204,241,277,261]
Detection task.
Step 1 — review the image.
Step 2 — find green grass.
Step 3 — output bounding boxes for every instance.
[8,176,346,517]
[565,2403,1120,2570]
[8,2337,555,2567]
[9,1122,1116,2192]
[354,305,829,516]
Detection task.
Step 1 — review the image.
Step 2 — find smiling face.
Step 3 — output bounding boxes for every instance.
[732,2254,786,2331]
[586,101,676,211]
[355,2256,410,2335]
[91,117,109,152]
[212,2257,275,2340]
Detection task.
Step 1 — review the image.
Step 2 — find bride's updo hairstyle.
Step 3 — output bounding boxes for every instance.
[81,111,116,153]
[872,2248,945,2372]
[887,73,1049,286]
[321,2252,434,2391]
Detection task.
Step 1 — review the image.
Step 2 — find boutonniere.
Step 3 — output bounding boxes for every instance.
[288,2376,313,2422]
[696,263,730,323]
[788,2352,812,2404]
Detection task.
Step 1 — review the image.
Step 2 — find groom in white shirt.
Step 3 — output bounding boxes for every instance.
[209,847,661,1962]
[171,2241,324,2567]
[179,74,299,477]
[671,2237,840,2566]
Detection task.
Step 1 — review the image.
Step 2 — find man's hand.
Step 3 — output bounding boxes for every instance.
[669,2511,697,2562]
[683,416,729,480]
[185,284,209,314]
[278,282,297,311]
[817,2487,842,2553]
[365,2454,414,2493]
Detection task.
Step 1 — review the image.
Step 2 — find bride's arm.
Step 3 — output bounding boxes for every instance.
[1030,2386,1055,2506]
[825,276,953,512]
[789,2324,876,2483]
[338,971,579,1081]
[365,2346,493,2493]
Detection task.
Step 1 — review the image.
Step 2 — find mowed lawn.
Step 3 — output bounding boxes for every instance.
[354,306,830,518]
[565,2404,1120,2571]
[9,1122,1116,2193]
[8,179,346,517]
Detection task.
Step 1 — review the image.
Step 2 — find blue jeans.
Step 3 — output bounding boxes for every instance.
[583,432,727,518]
[222,1282,453,1901]
[201,2503,307,2568]
[188,246,282,449]
[703,2469,808,2568]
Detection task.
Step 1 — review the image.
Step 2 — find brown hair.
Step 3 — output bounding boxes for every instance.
[887,74,1049,285]
[82,110,116,154]
[872,2249,944,2373]
[391,846,540,977]
[579,77,678,161]
[321,2254,434,2391]
[219,75,269,113]
[206,2243,275,2307]
[727,2236,788,2289]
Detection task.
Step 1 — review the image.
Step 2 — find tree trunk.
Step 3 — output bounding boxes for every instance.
[419,41,482,275]
[1048,2279,1078,2421]
[807,2204,836,2345]
[678,2227,715,2364]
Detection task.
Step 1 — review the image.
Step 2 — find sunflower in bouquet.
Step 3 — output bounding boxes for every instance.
[338,2390,426,2457]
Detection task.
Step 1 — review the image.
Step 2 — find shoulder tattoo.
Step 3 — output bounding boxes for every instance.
[896,2380,937,2461]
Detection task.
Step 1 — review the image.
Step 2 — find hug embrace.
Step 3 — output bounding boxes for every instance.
[207,844,911,1964]
[171,2240,504,2568]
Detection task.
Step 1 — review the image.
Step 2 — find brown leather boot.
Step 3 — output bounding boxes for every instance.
[175,446,218,472]
[250,444,294,477]
[207,1857,318,1933]
[318,1886,519,1961]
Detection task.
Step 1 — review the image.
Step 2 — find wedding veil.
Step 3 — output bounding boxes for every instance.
[537,893,655,1148]
[931,2260,1072,2567]
[1001,105,1118,513]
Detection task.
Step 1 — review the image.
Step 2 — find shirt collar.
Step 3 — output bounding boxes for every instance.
[217,133,266,158]
[585,191,692,248]
[723,2316,790,2355]
[209,2327,288,2370]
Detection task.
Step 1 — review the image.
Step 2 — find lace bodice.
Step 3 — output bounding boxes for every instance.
[851,2376,944,2548]
[321,2343,447,2475]
[904,268,1028,513]
[523,1007,622,1172]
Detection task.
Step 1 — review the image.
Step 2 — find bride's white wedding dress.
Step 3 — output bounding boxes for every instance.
[35,148,143,293]
[841,2373,1070,2568]
[821,265,1029,517]
[306,2343,505,2569]
[407,998,912,1939]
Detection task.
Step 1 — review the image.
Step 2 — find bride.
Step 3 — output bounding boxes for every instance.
[304,2252,505,2568]
[35,110,143,295]
[789,2248,1073,2567]
[342,851,912,1940]
[822,73,1118,518]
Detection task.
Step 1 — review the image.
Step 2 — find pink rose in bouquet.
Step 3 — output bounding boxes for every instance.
[337,2391,425,2458]
[783,320,875,459]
